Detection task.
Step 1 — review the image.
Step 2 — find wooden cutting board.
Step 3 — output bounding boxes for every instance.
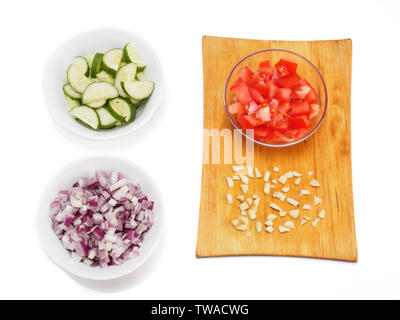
[196,36,357,261]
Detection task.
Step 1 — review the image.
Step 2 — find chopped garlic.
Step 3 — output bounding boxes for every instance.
[252,194,258,199]
[240,184,248,194]
[272,179,278,184]
[254,197,261,208]
[246,198,253,206]
[273,166,280,172]
[279,211,287,217]
[300,219,308,226]
[239,216,249,224]
[278,175,288,184]
[247,166,254,178]
[314,195,322,205]
[289,209,300,219]
[264,182,271,195]
[294,178,301,185]
[282,187,290,193]
[286,197,299,207]
[310,179,320,187]
[226,177,234,188]
[239,202,249,211]
[246,232,251,237]
[267,213,277,221]
[241,211,246,216]
[256,222,262,232]
[240,175,249,184]
[285,171,294,179]
[284,221,295,229]
[302,216,310,220]
[255,167,262,178]
[311,218,320,227]
[266,226,274,233]
[270,202,282,211]
[293,171,302,177]
[264,170,271,182]
[232,175,240,180]
[233,165,245,172]
[232,219,239,227]
[226,193,232,204]
[308,171,314,175]
[318,210,325,219]
[237,195,244,201]
[273,191,286,202]
[265,220,274,227]
[248,209,257,220]
[270,184,276,189]
[236,225,247,231]
[302,204,311,210]
[279,226,290,233]
[300,189,311,196]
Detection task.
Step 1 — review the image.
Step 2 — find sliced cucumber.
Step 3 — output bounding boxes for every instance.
[90,53,104,78]
[67,64,91,93]
[97,107,118,129]
[102,48,123,77]
[70,106,99,130]
[63,83,81,100]
[64,94,80,111]
[122,80,154,100]
[96,70,114,84]
[123,43,146,71]
[130,98,142,107]
[107,97,135,123]
[86,99,107,108]
[82,82,118,104]
[119,61,127,69]
[74,56,89,77]
[136,72,147,81]
[115,63,137,98]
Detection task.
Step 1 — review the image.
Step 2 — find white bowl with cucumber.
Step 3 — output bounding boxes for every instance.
[43,28,164,140]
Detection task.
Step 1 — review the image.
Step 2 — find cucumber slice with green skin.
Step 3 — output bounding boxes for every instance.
[119,61,127,69]
[115,63,137,98]
[90,53,104,78]
[96,70,114,84]
[97,107,118,129]
[102,48,123,77]
[64,94,80,111]
[107,97,135,123]
[63,83,82,100]
[86,99,107,108]
[135,72,147,81]
[122,80,154,100]
[82,82,118,104]
[74,56,90,77]
[123,43,146,71]
[67,64,91,93]
[70,106,99,130]
[130,98,142,107]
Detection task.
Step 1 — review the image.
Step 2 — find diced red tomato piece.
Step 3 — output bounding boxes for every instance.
[265,130,291,143]
[310,104,320,118]
[291,100,310,116]
[237,114,258,129]
[228,102,245,115]
[294,86,311,99]
[290,128,308,140]
[267,81,278,99]
[254,126,271,138]
[269,98,279,109]
[259,60,273,75]
[277,88,292,103]
[289,116,310,129]
[278,103,291,116]
[247,101,259,115]
[272,113,288,130]
[254,81,269,96]
[255,107,271,124]
[249,87,264,104]
[237,66,254,82]
[230,78,252,104]
[297,79,311,87]
[276,74,300,88]
[276,58,298,74]
[306,87,318,103]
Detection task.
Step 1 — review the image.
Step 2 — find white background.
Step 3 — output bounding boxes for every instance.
[0,0,399,299]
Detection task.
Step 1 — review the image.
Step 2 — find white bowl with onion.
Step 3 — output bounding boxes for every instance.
[42,27,164,140]
[37,156,163,280]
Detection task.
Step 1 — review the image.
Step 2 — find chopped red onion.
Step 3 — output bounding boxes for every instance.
[49,171,154,268]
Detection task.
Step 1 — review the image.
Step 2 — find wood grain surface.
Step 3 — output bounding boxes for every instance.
[196,36,357,261]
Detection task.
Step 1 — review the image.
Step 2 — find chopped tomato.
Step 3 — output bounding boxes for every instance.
[288,116,310,129]
[276,74,300,88]
[230,78,252,104]
[249,87,264,104]
[272,113,288,130]
[278,103,291,116]
[277,88,292,103]
[253,81,270,96]
[265,130,291,143]
[237,66,254,82]
[276,58,298,74]
[228,102,245,115]
[310,104,320,118]
[291,100,310,116]
[290,128,308,140]
[269,98,279,109]
[259,60,273,75]
[247,101,259,115]
[255,107,271,123]
[306,87,318,103]
[254,126,271,138]
[237,114,258,129]
[295,86,311,99]
[267,81,278,99]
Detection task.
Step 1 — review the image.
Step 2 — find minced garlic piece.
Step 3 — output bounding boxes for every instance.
[273,167,280,172]
[267,214,277,221]
[252,194,258,199]
[308,171,314,175]
[255,167,262,178]
[226,193,232,204]
[237,195,245,201]
[264,182,271,195]
[293,171,302,177]
[232,219,239,227]
[239,202,249,211]
[240,175,249,184]
[289,209,299,219]
[278,175,288,184]
[302,204,311,210]
[273,191,286,201]
[232,165,245,172]
[294,178,301,185]
[254,197,261,208]
[256,222,262,232]
[266,226,274,233]
[264,170,271,182]
[246,198,253,206]
[285,171,294,179]
[247,166,254,178]
[300,189,310,196]
[286,197,299,207]
[282,187,290,193]
[284,221,295,229]
[272,179,278,184]
[279,226,290,233]
[279,211,287,217]
[226,177,234,188]
[311,218,320,227]
[232,175,240,180]
[314,196,322,205]
[265,220,274,227]
[270,202,282,211]
[240,184,248,194]
[248,209,257,220]
[318,210,325,219]
[310,179,320,187]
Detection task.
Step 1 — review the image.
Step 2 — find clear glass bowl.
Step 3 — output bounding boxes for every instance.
[223,49,328,147]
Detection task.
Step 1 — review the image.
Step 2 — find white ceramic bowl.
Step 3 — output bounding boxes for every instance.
[37,156,163,280]
[43,28,164,140]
